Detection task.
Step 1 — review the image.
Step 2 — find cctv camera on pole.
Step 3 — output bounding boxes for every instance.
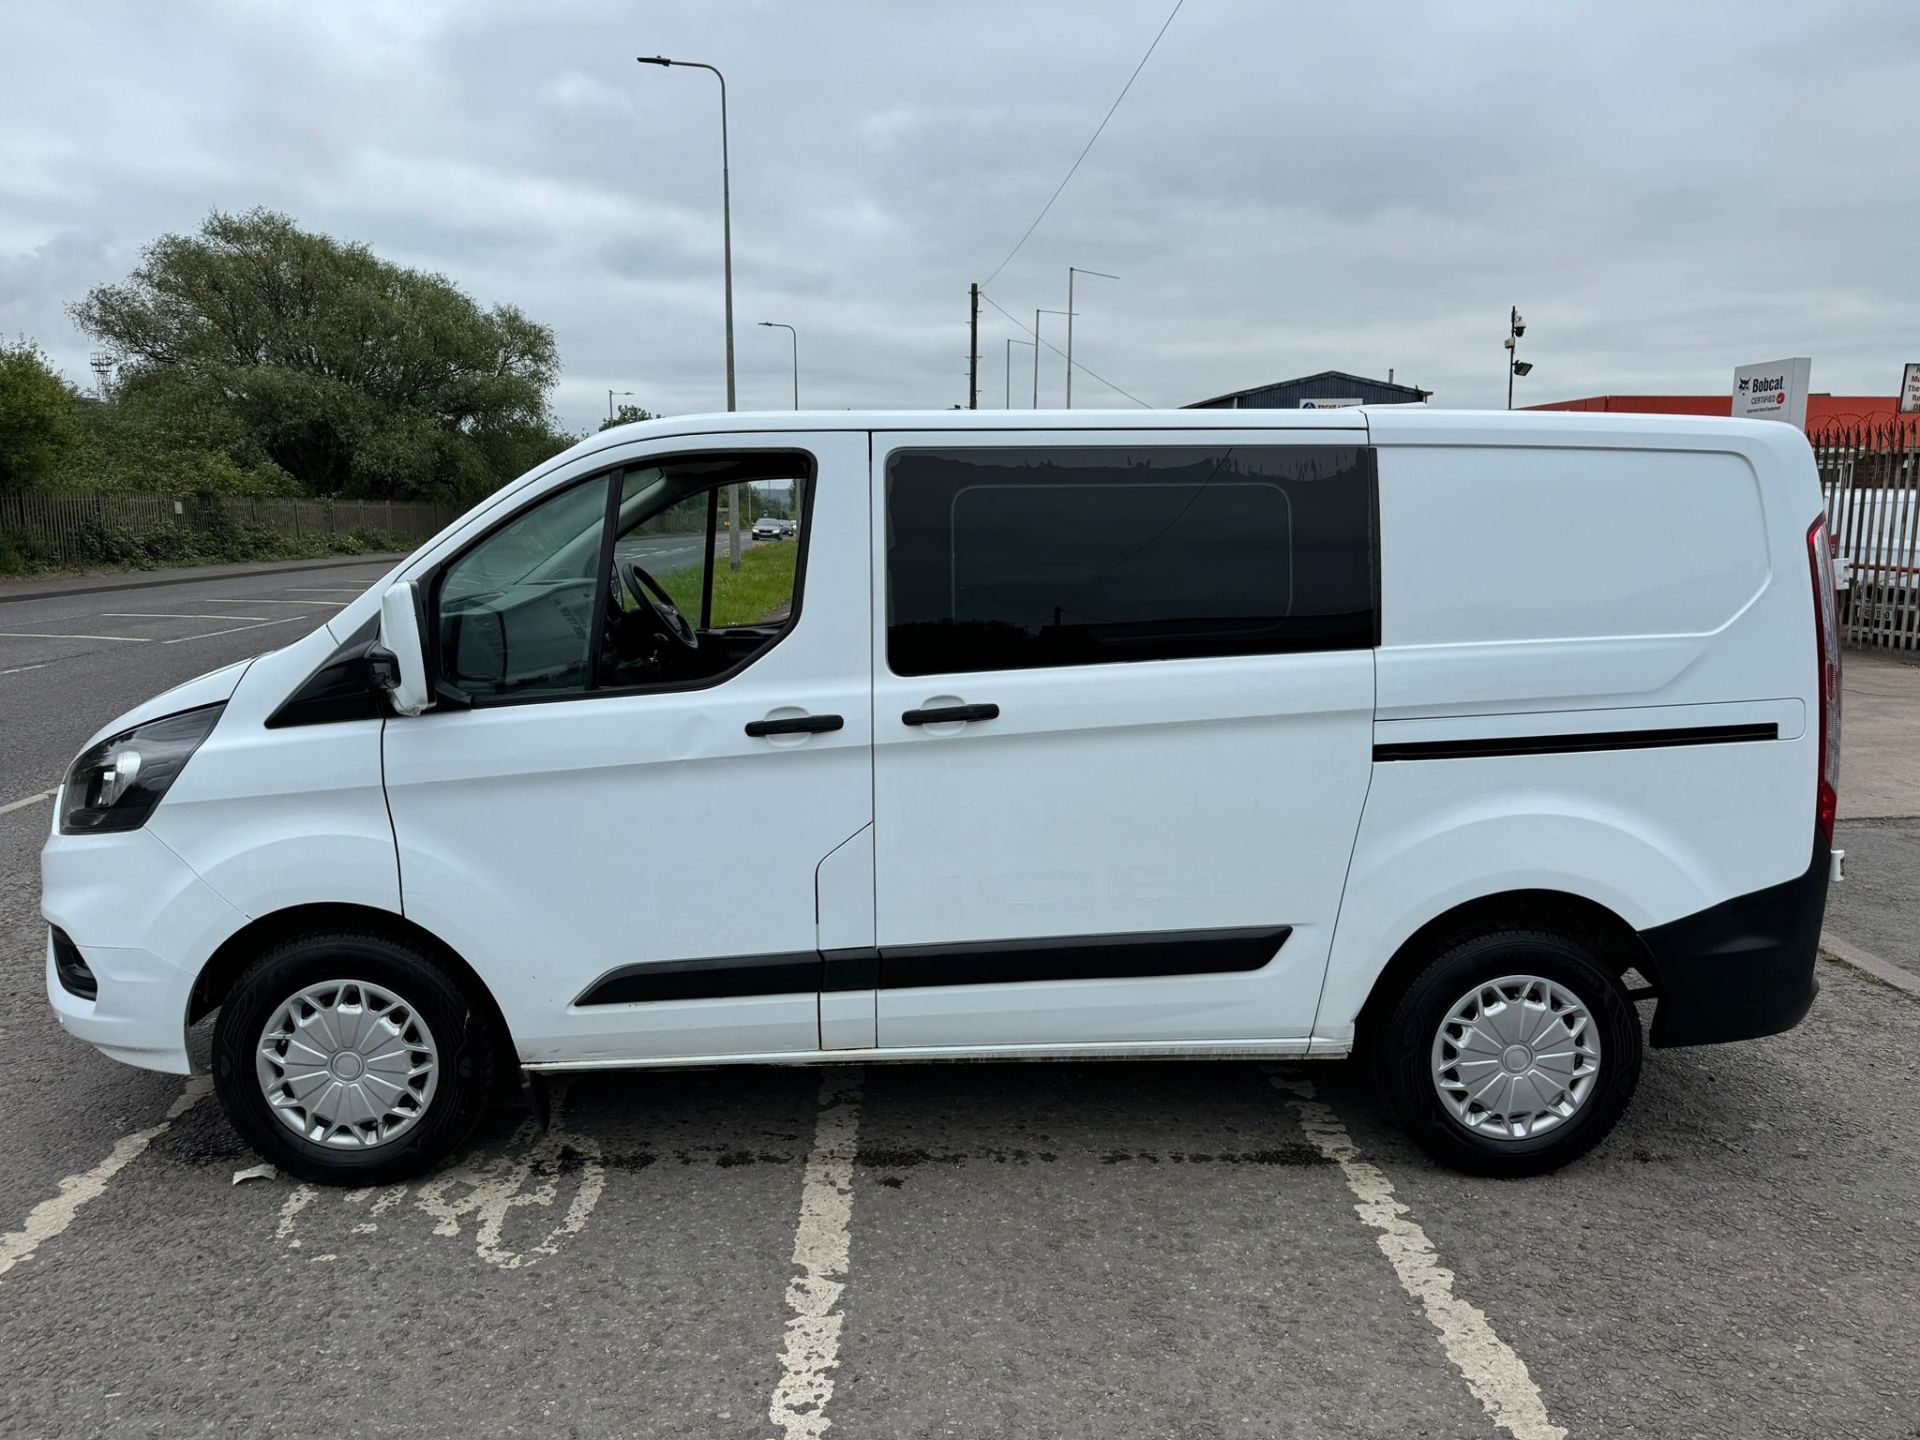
[1506,306,1531,409]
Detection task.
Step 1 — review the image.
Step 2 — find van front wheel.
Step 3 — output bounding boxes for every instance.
[1369,930,1641,1177]
[212,932,499,1185]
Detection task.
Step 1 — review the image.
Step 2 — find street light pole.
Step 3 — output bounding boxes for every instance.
[1065,267,1117,409]
[1033,308,1073,408]
[758,322,798,408]
[1006,338,1035,408]
[638,54,740,568]
[607,389,634,425]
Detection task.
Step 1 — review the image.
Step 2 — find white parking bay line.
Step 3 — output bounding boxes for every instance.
[0,631,151,643]
[1267,1070,1568,1440]
[163,615,311,644]
[0,1078,211,1286]
[0,790,55,817]
[100,612,271,622]
[1,663,51,676]
[192,599,326,606]
[767,1068,863,1440]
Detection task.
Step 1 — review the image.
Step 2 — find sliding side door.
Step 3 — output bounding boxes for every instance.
[866,429,1378,1050]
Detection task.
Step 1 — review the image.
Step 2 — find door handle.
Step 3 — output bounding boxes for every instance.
[901,702,1000,726]
[745,713,845,738]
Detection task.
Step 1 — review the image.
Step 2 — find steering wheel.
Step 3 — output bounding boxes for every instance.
[621,560,700,651]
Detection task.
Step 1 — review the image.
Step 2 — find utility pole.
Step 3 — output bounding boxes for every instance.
[608,389,634,425]
[1065,267,1118,409]
[968,284,980,410]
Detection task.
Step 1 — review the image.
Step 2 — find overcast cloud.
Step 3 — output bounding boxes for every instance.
[3,0,1918,432]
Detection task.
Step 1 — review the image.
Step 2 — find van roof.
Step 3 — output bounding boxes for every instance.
[553,406,1812,470]
[595,405,1802,433]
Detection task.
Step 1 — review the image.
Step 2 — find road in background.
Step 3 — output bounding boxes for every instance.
[0,559,395,802]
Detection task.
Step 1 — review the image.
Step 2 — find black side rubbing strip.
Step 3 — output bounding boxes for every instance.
[881,926,1290,990]
[1373,722,1779,763]
[575,952,819,1006]
[822,947,880,992]
[574,927,1292,1006]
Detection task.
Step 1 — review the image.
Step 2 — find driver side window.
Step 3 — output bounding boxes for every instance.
[601,462,807,692]
[433,453,810,706]
[438,474,609,702]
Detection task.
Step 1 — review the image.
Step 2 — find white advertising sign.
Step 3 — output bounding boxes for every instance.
[1299,397,1363,409]
[1900,362,1920,414]
[1731,357,1811,428]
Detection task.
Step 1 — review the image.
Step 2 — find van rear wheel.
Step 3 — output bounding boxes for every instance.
[212,932,499,1186]
[1369,929,1641,1177]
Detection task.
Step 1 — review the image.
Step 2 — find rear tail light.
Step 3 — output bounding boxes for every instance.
[1808,515,1842,845]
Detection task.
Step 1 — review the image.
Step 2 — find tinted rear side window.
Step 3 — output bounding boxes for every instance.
[886,445,1375,676]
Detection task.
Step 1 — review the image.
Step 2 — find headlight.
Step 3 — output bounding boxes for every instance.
[60,704,225,835]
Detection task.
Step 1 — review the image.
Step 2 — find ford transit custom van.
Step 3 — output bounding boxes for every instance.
[42,408,1842,1182]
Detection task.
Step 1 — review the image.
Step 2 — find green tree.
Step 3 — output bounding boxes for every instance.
[600,402,654,432]
[71,209,572,503]
[0,337,82,489]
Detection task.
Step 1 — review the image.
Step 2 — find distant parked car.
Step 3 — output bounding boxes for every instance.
[752,517,797,541]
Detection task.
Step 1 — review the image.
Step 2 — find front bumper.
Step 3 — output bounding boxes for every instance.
[1640,836,1832,1048]
[42,821,245,1074]
[46,931,198,1073]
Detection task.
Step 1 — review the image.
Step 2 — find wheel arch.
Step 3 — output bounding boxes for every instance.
[1352,889,1655,1052]
[188,903,516,1062]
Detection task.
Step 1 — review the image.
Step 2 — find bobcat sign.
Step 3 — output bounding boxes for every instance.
[1732,357,1811,428]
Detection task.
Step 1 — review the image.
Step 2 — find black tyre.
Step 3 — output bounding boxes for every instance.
[212,931,500,1186]
[1368,929,1641,1177]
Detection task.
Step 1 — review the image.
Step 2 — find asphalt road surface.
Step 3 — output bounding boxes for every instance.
[1830,818,1920,979]
[3,564,1918,1438]
[615,529,716,578]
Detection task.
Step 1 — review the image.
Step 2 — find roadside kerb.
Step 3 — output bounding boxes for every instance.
[1821,931,1920,997]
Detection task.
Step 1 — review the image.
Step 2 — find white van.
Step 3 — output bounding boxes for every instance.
[42,409,1842,1183]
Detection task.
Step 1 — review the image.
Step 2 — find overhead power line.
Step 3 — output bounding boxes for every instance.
[981,0,1186,288]
[979,291,1154,408]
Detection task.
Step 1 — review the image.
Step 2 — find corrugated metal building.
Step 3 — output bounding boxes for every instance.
[1186,370,1431,410]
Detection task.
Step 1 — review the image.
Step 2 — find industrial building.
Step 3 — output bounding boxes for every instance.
[1527,393,1903,430]
[1186,370,1431,410]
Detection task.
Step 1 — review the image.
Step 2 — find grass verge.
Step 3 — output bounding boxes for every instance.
[656,541,799,627]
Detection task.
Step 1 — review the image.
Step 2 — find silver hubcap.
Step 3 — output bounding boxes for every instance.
[1431,974,1600,1141]
[256,980,439,1149]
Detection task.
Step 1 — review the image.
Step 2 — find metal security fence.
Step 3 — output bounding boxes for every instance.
[0,491,458,567]
[1815,423,1920,653]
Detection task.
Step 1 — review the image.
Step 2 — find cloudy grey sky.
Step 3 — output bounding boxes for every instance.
[4,1,1918,432]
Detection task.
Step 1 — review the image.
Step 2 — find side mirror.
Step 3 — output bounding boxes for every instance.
[374,580,433,717]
